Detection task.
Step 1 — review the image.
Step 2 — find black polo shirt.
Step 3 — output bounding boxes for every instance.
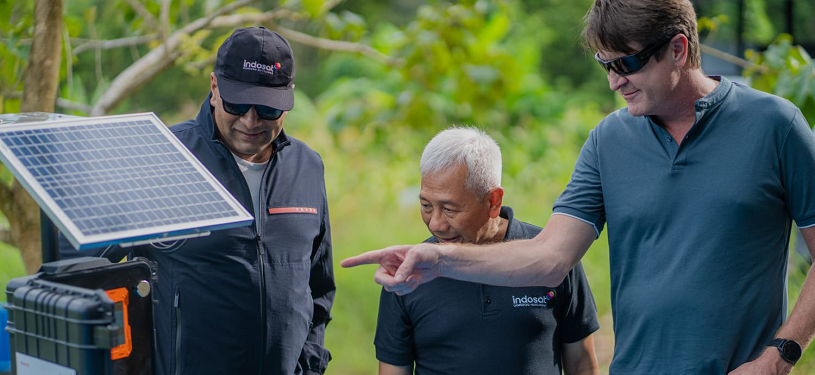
[375,206,600,375]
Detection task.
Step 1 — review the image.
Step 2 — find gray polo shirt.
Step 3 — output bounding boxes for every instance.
[553,76,815,374]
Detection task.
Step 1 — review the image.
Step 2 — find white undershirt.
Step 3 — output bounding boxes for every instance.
[232,154,266,227]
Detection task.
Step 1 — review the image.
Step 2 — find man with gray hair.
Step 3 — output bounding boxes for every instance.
[374,127,600,375]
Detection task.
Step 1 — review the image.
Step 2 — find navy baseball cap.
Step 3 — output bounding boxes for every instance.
[214,27,295,111]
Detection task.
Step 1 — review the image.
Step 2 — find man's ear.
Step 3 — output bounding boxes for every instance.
[210,72,218,106]
[487,187,504,218]
[670,33,689,68]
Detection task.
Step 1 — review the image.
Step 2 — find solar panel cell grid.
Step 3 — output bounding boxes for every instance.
[0,113,252,249]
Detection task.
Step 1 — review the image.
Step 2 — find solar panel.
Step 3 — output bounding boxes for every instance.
[0,112,253,250]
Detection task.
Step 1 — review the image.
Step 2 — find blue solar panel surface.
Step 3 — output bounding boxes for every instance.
[0,113,252,249]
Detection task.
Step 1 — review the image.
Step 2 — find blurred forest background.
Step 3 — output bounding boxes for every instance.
[1,0,815,374]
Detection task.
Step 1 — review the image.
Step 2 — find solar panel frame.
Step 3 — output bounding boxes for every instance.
[0,112,254,250]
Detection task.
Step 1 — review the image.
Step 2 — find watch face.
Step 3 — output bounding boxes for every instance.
[782,341,803,362]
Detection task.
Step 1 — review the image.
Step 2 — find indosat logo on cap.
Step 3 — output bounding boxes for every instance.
[243,60,282,75]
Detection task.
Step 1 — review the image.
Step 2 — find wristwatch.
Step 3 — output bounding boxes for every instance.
[769,338,802,365]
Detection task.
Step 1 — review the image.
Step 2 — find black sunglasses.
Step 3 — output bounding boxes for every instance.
[594,37,673,76]
[221,98,284,121]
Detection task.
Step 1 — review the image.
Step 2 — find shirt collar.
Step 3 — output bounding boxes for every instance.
[694,75,731,111]
[500,206,524,241]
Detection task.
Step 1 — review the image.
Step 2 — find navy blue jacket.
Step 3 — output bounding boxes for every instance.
[60,96,335,374]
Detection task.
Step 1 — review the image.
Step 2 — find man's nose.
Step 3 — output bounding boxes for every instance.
[240,106,262,128]
[427,211,449,233]
[607,70,628,91]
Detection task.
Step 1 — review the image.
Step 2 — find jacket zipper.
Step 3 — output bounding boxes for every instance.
[174,290,182,375]
[214,137,269,374]
[257,235,267,375]
[256,165,268,375]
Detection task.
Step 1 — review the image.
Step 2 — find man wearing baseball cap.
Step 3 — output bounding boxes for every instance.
[168,26,334,375]
[62,27,335,374]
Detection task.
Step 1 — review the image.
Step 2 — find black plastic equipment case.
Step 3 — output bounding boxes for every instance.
[4,257,156,375]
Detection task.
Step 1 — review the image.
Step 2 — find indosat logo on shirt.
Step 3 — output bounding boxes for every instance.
[243,60,281,75]
[512,291,555,307]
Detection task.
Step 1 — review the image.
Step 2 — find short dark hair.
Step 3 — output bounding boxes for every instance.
[581,0,701,69]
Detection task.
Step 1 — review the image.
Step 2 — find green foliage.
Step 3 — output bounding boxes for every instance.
[698,0,776,46]
[743,0,776,45]
[0,0,32,111]
[314,0,606,147]
[744,34,815,125]
[323,11,367,42]
[0,241,24,304]
[301,0,329,19]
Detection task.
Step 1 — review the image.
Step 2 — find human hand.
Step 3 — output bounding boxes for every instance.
[728,348,792,375]
[341,243,443,295]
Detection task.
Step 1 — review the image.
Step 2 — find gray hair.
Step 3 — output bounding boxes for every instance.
[420,126,502,200]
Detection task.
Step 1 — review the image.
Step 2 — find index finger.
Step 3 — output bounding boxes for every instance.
[340,249,386,268]
[341,245,412,268]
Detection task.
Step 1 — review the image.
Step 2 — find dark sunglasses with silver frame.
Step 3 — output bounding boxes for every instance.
[594,35,676,76]
[221,98,285,121]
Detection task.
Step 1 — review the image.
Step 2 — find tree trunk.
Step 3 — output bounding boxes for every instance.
[12,0,63,274]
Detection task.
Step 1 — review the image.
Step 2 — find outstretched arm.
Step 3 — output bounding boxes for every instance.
[341,214,596,294]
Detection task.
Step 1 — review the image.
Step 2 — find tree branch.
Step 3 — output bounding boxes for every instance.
[73,35,158,55]
[4,91,92,113]
[204,9,307,27]
[122,0,159,31]
[72,0,258,57]
[200,0,258,26]
[89,0,258,116]
[3,35,157,54]
[160,0,171,43]
[89,0,402,115]
[277,26,404,67]
[699,44,769,73]
[56,97,93,113]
